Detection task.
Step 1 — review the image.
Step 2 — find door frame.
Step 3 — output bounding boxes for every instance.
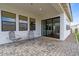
[41,16,60,39]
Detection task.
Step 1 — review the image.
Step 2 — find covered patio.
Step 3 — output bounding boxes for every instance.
[0,3,75,56]
[0,3,72,44]
[0,33,79,56]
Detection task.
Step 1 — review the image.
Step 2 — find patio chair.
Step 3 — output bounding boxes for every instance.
[9,31,21,42]
[28,30,34,40]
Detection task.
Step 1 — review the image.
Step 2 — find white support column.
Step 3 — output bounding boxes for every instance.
[60,13,64,40]
[0,9,1,31]
[28,17,30,31]
[27,17,30,39]
[16,14,19,31]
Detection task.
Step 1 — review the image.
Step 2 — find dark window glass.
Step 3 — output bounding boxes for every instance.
[66,25,70,30]
[19,23,27,31]
[41,17,60,39]
[19,15,28,31]
[1,11,16,31]
[30,18,36,30]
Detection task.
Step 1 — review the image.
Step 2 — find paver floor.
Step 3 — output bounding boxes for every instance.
[0,33,79,56]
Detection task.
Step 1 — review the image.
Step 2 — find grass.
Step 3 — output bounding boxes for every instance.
[75,32,79,42]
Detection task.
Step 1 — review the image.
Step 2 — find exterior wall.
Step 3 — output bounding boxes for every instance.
[60,14,64,40]
[71,26,76,33]
[0,7,41,44]
[77,26,79,32]
[71,25,79,33]
[39,13,71,41]
[64,15,71,40]
[60,13,71,40]
[0,5,71,44]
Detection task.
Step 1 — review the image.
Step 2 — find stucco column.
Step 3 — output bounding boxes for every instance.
[28,17,30,31]
[0,9,1,31]
[60,13,64,40]
[16,14,19,31]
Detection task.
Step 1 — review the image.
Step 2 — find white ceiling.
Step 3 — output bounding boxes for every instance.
[0,3,61,18]
[4,4,59,14]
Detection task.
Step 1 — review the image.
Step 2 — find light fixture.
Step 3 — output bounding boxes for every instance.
[39,8,42,11]
[30,3,33,5]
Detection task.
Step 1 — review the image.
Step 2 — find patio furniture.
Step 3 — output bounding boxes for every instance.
[9,31,21,42]
[28,31,34,40]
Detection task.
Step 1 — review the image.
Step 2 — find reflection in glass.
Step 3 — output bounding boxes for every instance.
[19,23,27,31]
[41,17,60,39]
[19,15,28,31]
[1,11,16,31]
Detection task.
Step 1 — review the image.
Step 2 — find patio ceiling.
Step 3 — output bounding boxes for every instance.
[0,3,61,18]
[59,3,72,22]
[0,3,72,21]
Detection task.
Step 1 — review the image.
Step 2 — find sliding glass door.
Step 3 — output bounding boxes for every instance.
[41,17,60,39]
[52,17,60,38]
[46,19,53,37]
[41,20,47,36]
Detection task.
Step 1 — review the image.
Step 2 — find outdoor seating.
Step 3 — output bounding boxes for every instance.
[28,31,34,40]
[9,31,21,42]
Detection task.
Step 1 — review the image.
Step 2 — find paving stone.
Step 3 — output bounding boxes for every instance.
[0,34,79,56]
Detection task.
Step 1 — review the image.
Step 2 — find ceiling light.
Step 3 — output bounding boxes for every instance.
[30,3,33,5]
[39,8,42,11]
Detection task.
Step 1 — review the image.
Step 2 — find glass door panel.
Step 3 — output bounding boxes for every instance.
[41,20,47,36]
[46,19,53,37]
[52,17,60,38]
[41,17,60,39]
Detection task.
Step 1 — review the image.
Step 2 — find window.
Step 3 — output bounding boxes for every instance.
[19,15,28,31]
[1,11,16,31]
[30,18,36,30]
[66,25,70,30]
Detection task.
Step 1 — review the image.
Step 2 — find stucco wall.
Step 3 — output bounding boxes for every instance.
[0,6,41,44]
[64,15,71,40]
[0,5,71,44]
[60,13,71,40]
[60,14,64,40]
[71,25,79,33]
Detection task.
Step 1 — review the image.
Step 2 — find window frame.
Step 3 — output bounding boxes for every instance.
[19,23,28,31]
[1,10,16,31]
[2,21,16,31]
[19,15,28,31]
[30,18,36,31]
